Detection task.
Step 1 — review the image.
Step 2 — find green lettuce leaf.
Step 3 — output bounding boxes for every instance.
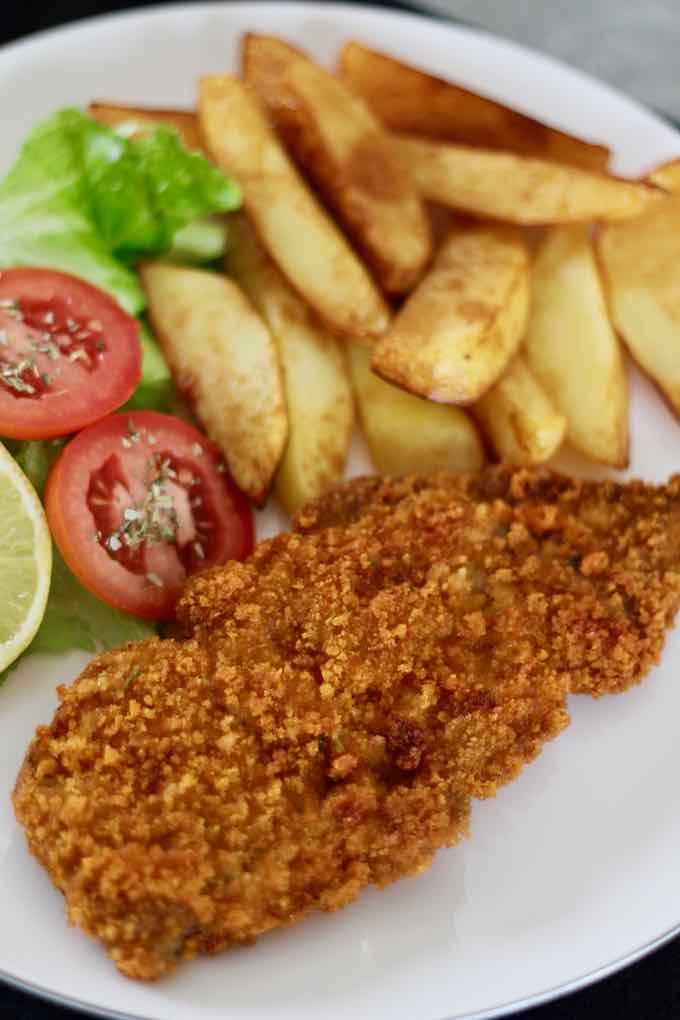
[124,321,174,412]
[32,548,155,656]
[0,548,155,683]
[0,108,241,312]
[0,223,146,316]
[123,128,239,255]
[13,439,65,496]
[167,216,229,264]
[0,110,145,313]
[0,107,239,674]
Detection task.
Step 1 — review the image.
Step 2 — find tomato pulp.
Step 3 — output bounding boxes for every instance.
[0,268,142,439]
[45,411,254,619]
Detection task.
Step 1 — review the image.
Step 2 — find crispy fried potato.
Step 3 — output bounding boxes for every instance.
[199,75,389,340]
[473,354,566,466]
[348,343,484,475]
[243,35,430,294]
[427,203,457,248]
[392,136,660,225]
[525,226,628,467]
[141,263,287,505]
[339,42,610,171]
[89,102,204,151]
[372,225,530,404]
[598,195,680,418]
[647,158,680,192]
[225,214,354,515]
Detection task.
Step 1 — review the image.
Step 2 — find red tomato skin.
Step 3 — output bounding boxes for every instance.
[45,411,254,620]
[0,268,142,440]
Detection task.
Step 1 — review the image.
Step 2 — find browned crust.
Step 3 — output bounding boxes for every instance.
[338,42,610,171]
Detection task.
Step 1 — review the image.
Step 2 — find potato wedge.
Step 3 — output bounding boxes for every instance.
[598,195,680,418]
[473,354,566,466]
[89,102,204,151]
[338,43,610,171]
[647,158,680,192]
[349,343,484,475]
[244,34,430,294]
[372,225,530,404]
[525,226,628,467]
[199,75,389,340]
[225,214,354,514]
[392,136,660,225]
[141,263,287,505]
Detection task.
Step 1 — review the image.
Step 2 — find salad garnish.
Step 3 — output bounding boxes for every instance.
[0,107,249,679]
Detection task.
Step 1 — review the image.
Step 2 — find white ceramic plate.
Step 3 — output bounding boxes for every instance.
[2,5,680,1019]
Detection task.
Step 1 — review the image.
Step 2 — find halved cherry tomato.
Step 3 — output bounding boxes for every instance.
[0,268,142,439]
[45,411,254,619]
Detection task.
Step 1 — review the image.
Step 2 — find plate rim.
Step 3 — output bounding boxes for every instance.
[2,920,680,1020]
[1,3,679,1019]
[4,0,677,128]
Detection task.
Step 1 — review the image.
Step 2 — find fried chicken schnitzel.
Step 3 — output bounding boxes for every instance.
[296,468,680,696]
[13,468,680,980]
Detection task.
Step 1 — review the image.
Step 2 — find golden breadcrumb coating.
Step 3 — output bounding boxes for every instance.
[296,468,680,696]
[15,467,680,980]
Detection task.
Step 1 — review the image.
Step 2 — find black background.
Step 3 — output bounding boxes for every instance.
[1,1,679,1017]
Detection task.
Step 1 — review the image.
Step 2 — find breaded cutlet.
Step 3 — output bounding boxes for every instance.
[296,467,680,696]
[14,467,680,978]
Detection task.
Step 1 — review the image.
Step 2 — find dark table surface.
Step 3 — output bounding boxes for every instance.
[1,1,679,1018]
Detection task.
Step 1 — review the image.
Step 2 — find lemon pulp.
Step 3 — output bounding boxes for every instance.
[0,442,52,673]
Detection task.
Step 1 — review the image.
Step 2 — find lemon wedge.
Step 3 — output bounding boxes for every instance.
[0,442,52,674]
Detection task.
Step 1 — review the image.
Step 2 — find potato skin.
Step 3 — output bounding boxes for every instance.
[349,342,484,475]
[473,354,566,466]
[339,41,610,171]
[199,74,389,340]
[244,34,431,295]
[526,226,629,468]
[372,225,531,405]
[141,262,287,505]
[226,215,354,515]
